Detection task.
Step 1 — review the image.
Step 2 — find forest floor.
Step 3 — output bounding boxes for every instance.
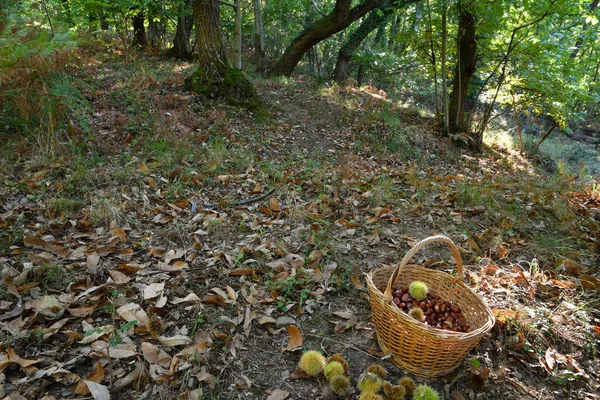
[1,51,599,400]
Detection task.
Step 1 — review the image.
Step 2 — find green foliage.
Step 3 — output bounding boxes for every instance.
[36,264,76,292]
[0,222,24,257]
[268,275,312,310]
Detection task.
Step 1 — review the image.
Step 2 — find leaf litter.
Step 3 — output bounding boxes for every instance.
[0,56,598,400]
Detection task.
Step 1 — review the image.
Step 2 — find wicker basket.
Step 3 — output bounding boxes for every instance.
[365,235,494,378]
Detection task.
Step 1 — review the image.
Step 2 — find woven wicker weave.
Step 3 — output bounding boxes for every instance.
[365,235,494,378]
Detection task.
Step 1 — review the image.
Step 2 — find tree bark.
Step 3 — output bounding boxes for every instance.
[253,0,266,69]
[332,0,419,82]
[132,11,147,48]
[100,14,109,30]
[187,0,263,111]
[169,0,194,59]
[426,0,440,123]
[441,0,449,134]
[333,1,394,82]
[147,4,164,48]
[269,0,386,76]
[233,0,242,70]
[448,5,477,134]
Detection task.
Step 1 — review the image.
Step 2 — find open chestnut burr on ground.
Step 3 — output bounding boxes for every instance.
[388,287,473,333]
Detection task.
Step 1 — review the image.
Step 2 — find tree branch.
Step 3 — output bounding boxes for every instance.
[217,0,236,9]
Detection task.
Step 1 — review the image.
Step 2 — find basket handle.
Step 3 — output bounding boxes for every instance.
[384,235,464,298]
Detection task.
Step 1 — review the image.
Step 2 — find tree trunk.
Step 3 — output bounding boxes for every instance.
[269,0,386,76]
[100,14,109,31]
[233,0,242,70]
[441,0,449,134]
[534,123,557,153]
[169,0,194,59]
[132,11,147,48]
[253,0,266,69]
[333,1,394,82]
[186,0,263,111]
[426,0,440,123]
[448,5,477,134]
[147,4,164,48]
[511,94,523,154]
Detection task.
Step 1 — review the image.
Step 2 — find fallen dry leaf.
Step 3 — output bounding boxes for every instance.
[84,380,110,400]
[32,295,63,317]
[0,347,41,372]
[108,269,131,284]
[139,162,150,175]
[143,282,165,300]
[87,252,100,268]
[172,293,201,304]
[268,198,280,212]
[288,367,309,380]
[110,227,127,243]
[580,274,600,290]
[67,304,97,317]
[110,362,144,393]
[203,294,227,307]
[350,266,364,289]
[563,259,581,276]
[142,342,172,368]
[282,325,303,351]
[157,335,193,347]
[267,389,290,400]
[493,309,519,324]
[117,303,149,326]
[229,268,256,276]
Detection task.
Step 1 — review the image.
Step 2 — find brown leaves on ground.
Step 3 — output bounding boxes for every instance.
[0,58,599,400]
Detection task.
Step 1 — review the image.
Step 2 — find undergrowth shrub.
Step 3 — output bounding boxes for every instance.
[0,27,91,155]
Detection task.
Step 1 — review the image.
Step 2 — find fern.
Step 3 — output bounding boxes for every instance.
[0,24,91,155]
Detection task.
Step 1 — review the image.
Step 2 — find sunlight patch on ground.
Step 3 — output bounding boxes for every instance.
[483,128,516,150]
[171,63,193,72]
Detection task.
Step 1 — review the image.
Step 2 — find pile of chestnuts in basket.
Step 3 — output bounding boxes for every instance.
[389,281,473,333]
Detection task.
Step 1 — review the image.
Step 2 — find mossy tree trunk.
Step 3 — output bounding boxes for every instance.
[187,0,263,111]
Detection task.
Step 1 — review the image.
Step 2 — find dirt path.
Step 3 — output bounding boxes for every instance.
[256,81,356,158]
